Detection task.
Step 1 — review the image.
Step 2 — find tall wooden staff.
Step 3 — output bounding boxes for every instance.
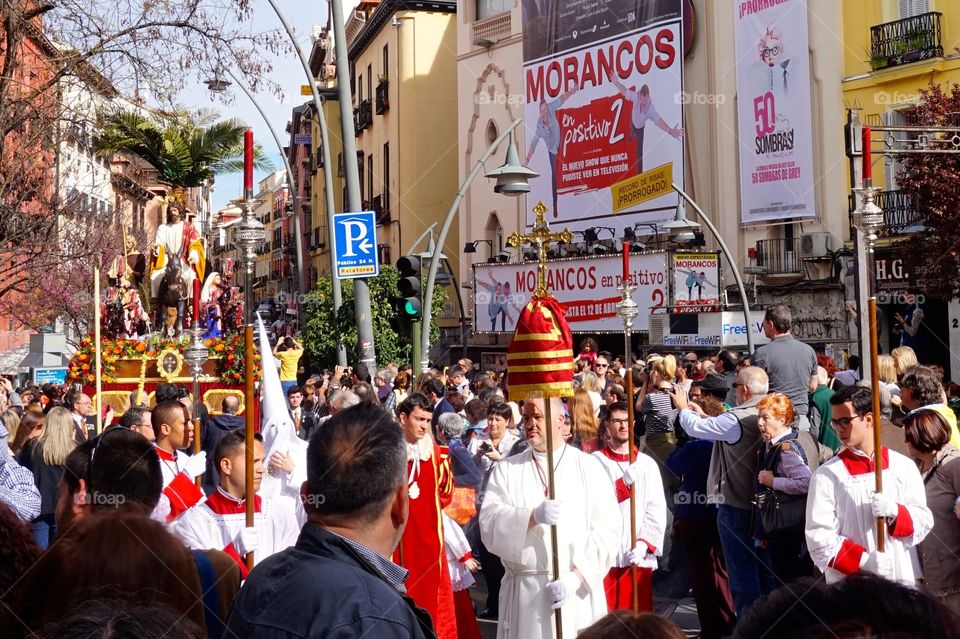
[617,242,640,611]
[93,258,103,435]
[507,201,573,639]
[242,129,257,570]
[859,126,885,550]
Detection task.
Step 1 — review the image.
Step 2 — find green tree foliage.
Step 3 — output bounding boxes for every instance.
[302,265,448,367]
[895,82,960,299]
[92,108,273,188]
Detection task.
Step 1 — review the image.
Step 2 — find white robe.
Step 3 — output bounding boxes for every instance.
[592,447,667,568]
[151,221,198,297]
[479,445,620,638]
[172,488,301,567]
[805,447,932,585]
[442,512,475,592]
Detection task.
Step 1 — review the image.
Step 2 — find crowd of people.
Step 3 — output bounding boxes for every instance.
[1,302,959,638]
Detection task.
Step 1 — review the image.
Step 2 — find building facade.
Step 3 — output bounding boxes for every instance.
[347,0,461,336]
[842,0,960,375]
[456,0,851,365]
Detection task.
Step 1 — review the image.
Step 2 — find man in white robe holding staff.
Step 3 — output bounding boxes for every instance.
[479,201,620,638]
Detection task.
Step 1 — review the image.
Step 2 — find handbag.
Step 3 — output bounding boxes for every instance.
[754,442,807,539]
[443,486,477,526]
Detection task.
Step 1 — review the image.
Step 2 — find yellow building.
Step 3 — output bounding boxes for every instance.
[842,0,960,374]
[306,0,461,354]
[252,170,289,307]
[843,0,960,190]
[347,0,459,274]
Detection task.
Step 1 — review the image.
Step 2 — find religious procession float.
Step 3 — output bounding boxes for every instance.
[66,188,259,420]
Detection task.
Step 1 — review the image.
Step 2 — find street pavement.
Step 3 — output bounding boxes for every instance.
[468,571,701,638]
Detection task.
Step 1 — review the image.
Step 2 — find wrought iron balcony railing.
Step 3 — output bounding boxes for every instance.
[755,238,801,275]
[847,189,925,238]
[870,12,942,71]
[375,80,389,114]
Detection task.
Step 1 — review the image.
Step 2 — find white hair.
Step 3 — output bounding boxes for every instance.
[737,366,769,396]
[438,412,466,439]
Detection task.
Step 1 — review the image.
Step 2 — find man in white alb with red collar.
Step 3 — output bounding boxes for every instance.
[592,401,666,611]
[806,384,932,585]
[173,429,300,577]
[152,400,206,522]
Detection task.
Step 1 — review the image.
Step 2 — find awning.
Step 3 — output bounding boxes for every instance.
[0,345,29,375]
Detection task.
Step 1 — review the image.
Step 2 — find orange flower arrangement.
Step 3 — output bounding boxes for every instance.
[67,333,261,385]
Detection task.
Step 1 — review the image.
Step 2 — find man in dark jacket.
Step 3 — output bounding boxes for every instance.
[201,395,245,494]
[226,402,436,639]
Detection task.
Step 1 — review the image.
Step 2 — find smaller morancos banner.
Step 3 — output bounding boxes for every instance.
[734,0,816,224]
[672,251,720,311]
[473,253,668,334]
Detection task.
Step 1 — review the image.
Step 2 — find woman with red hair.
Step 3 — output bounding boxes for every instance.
[755,393,813,590]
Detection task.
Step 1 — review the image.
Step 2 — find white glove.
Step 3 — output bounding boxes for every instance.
[861,550,894,579]
[182,451,207,480]
[545,572,581,609]
[235,527,261,556]
[622,464,640,487]
[532,499,565,526]
[870,492,899,519]
[626,543,659,569]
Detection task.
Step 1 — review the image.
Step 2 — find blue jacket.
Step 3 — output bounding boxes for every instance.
[225,524,436,639]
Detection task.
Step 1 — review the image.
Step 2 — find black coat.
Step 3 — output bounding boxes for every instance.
[225,524,436,639]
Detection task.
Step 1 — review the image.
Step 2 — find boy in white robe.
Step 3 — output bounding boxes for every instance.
[479,397,620,638]
[592,401,666,610]
[173,430,300,578]
[806,384,932,585]
[151,400,205,523]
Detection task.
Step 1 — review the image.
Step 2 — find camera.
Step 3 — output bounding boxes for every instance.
[479,442,494,453]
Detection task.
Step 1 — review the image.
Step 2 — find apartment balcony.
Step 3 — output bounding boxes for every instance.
[755,238,801,275]
[310,226,328,251]
[870,12,942,71]
[848,189,925,238]
[375,79,389,114]
[354,99,373,134]
[371,194,389,225]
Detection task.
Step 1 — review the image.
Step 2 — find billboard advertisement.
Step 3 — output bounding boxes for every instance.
[672,251,720,312]
[522,0,684,233]
[733,0,816,224]
[473,253,669,334]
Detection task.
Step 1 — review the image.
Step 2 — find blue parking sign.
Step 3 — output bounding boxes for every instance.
[332,211,379,279]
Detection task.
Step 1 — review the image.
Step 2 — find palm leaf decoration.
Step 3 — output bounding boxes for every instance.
[93,108,274,188]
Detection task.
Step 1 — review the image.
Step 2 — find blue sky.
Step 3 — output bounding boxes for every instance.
[178,0,330,212]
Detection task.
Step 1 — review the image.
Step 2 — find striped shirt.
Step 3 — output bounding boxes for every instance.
[640,389,678,434]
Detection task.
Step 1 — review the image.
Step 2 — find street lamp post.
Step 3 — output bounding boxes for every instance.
[670,183,755,354]
[264,0,349,367]
[418,121,537,372]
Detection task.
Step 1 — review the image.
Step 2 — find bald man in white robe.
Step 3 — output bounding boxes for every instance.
[479,397,620,638]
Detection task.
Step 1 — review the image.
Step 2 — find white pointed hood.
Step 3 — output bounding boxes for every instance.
[257,315,308,501]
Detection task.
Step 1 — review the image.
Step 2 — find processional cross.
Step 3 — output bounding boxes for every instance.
[506,201,573,298]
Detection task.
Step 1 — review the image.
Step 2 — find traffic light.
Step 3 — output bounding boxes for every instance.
[395,255,422,323]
